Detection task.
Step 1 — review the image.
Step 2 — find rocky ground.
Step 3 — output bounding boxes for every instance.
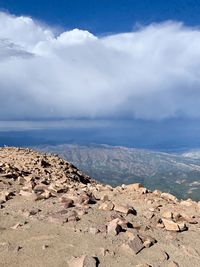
[0,147,200,267]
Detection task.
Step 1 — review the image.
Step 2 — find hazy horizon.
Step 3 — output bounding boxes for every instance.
[0,118,200,152]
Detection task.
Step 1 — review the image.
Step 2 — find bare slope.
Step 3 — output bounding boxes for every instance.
[37,144,200,200]
[0,147,200,267]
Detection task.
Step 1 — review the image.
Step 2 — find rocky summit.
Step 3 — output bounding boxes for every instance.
[0,147,200,267]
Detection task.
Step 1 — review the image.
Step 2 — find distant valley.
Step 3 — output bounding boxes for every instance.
[36,144,200,201]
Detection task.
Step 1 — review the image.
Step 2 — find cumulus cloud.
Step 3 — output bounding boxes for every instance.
[0,11,200,120]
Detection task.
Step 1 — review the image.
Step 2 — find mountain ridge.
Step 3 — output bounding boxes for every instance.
[36,144,200,201]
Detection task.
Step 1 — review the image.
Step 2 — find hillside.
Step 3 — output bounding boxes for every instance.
[37,144,200,200]
[0,147,200,267]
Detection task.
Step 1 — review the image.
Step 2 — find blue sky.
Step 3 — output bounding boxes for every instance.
[0,0,200,34]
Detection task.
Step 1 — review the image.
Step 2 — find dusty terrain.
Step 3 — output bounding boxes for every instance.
[0,147,200,267]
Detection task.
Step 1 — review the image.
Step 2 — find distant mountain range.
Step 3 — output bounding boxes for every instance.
[36,144,200,200]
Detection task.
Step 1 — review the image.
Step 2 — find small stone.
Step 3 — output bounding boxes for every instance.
[114,204,137,215]
[42,244,49,250]
[7,244,23,253]
[107,218,122,235]
[17,176,25,185]
[68,255,98,267]
[99,201,114,211]
[100,195,109,202]
[37,190,52,200]
[100,248,114,256]
[83,256,99,267]
[153,189,162,196]
[143,240,151,248]
[139,187,148,194]
[142,236,157,248]
[60,196,74,204]
[68,215,80,222]
[127,235,144,254]
[11,222,23,230]
[139,233,157,248]
[0,190,12,203]
[89,227,99,235]
[78,193,96,205]
[149,208,155,212]
[162,211,173,219]
[172,212,181,221]
[63,198,74,208]
[158,251,170,264]
[29,208,41,216]
[162,219,180,231]
[156,222,165,228]
[162,218,188,232]
[33,184,47,193]
[178,222,187,232]
[76,209,88,216]
[98,225,107,233]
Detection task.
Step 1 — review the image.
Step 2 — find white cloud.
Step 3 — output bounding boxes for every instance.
[0,12,200,120]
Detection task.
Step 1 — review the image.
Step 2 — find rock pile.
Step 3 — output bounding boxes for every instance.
[0,147,200,267]
[0,147,96,202]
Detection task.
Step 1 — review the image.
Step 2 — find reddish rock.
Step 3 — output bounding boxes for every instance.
[127,235,144,254]
[107,218,122,235]
[162,219,188,232]
[114,204,137,215]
